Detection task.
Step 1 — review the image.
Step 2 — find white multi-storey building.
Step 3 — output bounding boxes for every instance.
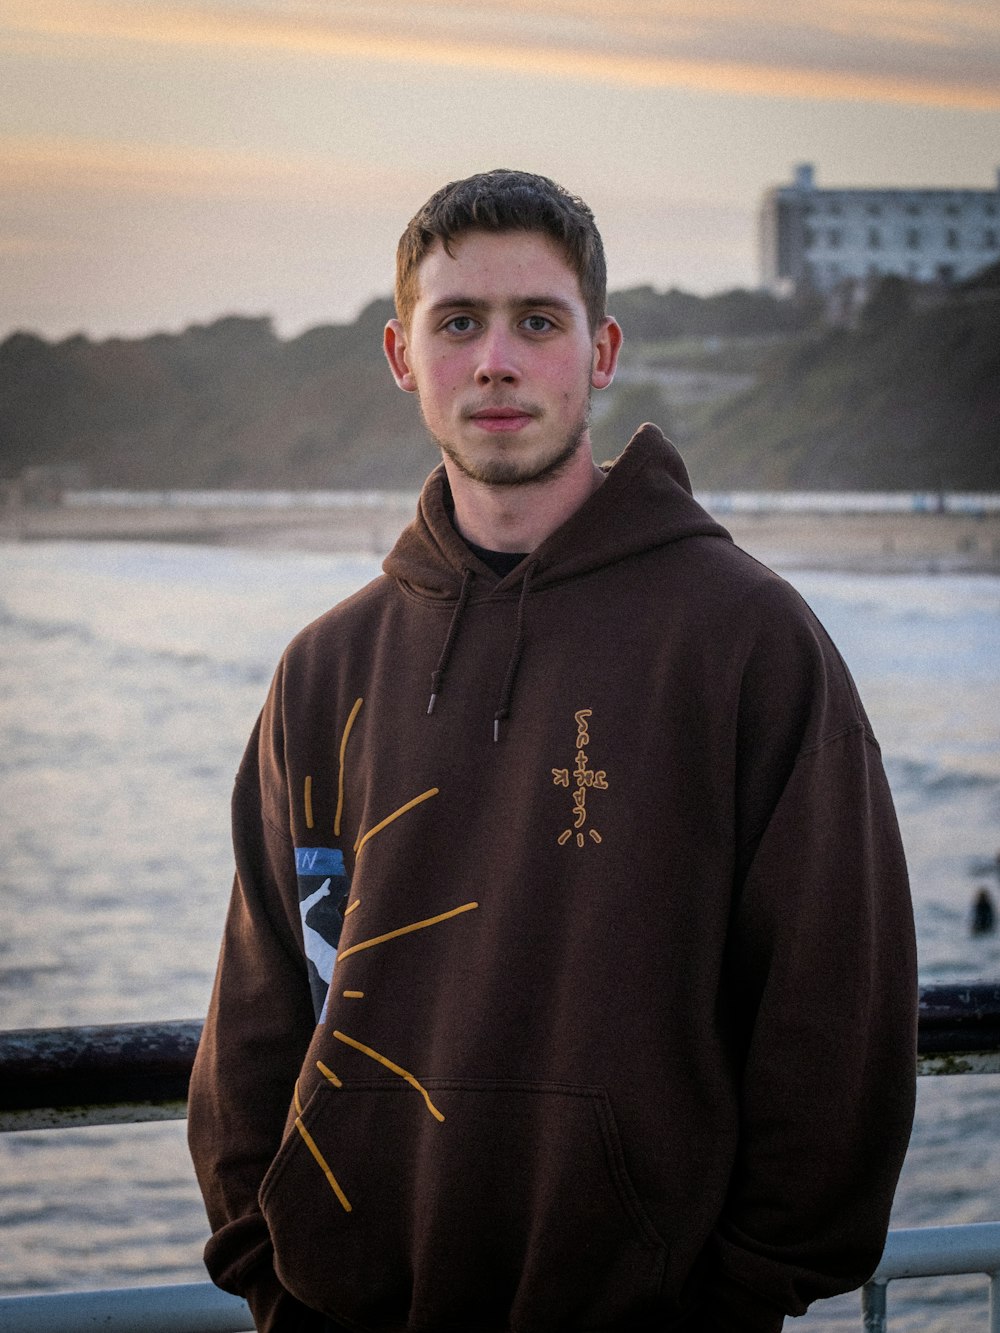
[759,164,1000,295]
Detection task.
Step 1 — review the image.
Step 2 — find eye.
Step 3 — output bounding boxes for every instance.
[444,315,478,334]
[521,314,554,333]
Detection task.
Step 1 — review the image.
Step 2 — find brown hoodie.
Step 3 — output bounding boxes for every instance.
[188,426,917,1333]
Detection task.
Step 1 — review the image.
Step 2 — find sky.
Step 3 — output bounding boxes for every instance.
[2,0,999,341]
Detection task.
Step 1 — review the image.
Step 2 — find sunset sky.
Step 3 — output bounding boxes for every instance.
[3,0,999,340]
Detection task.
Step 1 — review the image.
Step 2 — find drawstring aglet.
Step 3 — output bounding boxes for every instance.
[493,716,501,743]
[428,668,444,716]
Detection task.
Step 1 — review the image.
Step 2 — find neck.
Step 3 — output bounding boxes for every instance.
[444,445,606,553]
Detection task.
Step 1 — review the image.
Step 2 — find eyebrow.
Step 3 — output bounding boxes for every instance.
[427,294,579,316]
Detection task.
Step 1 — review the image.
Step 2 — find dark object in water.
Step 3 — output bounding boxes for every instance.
[971,887,996,936]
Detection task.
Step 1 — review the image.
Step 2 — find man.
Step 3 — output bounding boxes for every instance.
[188,170,917,1333]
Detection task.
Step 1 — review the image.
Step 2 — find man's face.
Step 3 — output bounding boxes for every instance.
[384,229,620,488]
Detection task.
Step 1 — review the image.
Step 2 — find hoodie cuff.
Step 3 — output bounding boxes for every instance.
[241,1266,331,1333]
[697,1274,786,1333]
[204,1222,329,1333]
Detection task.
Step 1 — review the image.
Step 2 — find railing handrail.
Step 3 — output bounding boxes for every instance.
[0,1281,251,1332]
[1,1224,998,1333]
[1,987,998,1328]
[863,1222,1000,1333]
[2,983,999,1131]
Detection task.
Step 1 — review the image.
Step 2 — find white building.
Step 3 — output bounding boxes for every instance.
[759,164,1000,295]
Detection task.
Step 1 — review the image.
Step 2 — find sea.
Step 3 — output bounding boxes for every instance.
[1,537,999,1330]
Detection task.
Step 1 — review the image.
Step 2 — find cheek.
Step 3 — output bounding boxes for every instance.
[550,349,594,399]
[426,354,465,396]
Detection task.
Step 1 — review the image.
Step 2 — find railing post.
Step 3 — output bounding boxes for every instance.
[991,1270,999,1333]
[861,1278,887,1332]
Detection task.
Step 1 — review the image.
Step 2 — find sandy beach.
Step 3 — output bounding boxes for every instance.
[2,498,999,574]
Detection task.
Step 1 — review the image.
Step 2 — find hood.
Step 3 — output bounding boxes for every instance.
[382,424,731,601]
[382,425,732,739]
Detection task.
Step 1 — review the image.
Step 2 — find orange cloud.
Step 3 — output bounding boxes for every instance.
[4,0,999,111]
[0,134,423,203]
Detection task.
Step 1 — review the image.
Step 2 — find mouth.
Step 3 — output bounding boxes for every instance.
[466,406,536,434]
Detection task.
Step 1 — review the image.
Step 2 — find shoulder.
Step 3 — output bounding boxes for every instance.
[664,537,872,742]
[282,571,394,665]
[654,535,830,649]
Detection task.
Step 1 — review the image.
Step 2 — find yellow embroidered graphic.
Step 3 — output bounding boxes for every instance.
[553,709,608,848]
[335,697,364,836]
[337,901,479,963]
[353,788,439,861]
[295,1117,352,1211]
[289,695,465,1223]
[334,1030,445,1122]
[317,1060,343,1088]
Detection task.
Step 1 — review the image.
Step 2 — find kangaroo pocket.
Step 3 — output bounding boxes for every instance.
[259,1077,668,1332]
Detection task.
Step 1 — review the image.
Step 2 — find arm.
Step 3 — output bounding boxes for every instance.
[703,589,917,1330]
[188,683,326,1332]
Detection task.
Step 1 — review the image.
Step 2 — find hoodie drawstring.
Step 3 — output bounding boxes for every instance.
[427,566,475,715]
[493,559,537,743]
[426,559,538,741]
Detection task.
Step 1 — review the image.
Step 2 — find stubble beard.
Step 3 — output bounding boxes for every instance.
[425,396,593,490]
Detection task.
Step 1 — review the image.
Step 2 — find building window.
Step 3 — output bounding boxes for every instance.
[986,203,997,218]
[868,228,881,249]
[906,203,921,217]
[867,203,882,217]
[945,203,960,217]
[985,229,998,249]
[946,228,960,249]
[906,228,921,250]
[803,226,816,248]
[828,228,842,248]
[829,202,842,216]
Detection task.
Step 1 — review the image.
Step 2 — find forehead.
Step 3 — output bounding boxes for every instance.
[413,229,585,311]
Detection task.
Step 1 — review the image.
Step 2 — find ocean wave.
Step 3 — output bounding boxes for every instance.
[886,756,1000,796]
[0,602,97,648]
[1,601,272,688]
[105,643,273,687]
[0,962,64,991]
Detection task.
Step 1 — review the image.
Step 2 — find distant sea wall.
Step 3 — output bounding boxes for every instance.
[2,489,999,573]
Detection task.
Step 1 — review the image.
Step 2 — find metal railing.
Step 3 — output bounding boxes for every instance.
[1,982,998,1331]
[864,1223,1000,1333]
[0,1283,251,1332]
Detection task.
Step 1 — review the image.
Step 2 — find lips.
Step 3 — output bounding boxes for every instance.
[467,406,535,433]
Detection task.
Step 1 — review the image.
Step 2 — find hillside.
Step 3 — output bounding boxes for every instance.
[1,280,997,492]
[680,282,1000,490]
[0,301,437,491]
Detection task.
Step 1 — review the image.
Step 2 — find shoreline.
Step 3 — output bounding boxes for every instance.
[2,502,999,575]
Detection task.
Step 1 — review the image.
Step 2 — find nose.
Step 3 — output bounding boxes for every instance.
[475,327,520,386]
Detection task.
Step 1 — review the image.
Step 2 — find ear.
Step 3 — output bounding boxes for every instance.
[384,319,417,393]
[590,317,622,390]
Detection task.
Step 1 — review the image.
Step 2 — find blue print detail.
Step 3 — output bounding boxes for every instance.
[295,847,350,1022]
[295,846,346,876]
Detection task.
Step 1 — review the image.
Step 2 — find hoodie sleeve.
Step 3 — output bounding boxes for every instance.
[187,670,326,1332]
[701,585,917,1330]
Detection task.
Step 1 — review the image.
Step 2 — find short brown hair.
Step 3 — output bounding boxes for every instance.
[394,169,607,332]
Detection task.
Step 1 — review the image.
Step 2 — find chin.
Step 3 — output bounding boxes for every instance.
[435,422,589,490]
